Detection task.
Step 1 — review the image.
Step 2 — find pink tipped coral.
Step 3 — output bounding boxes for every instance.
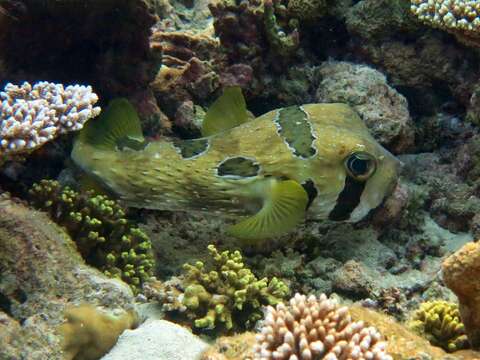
[253,293,392,360]
[0,81,101,159]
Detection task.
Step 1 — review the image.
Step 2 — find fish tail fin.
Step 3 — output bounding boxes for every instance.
[76,98,145,151]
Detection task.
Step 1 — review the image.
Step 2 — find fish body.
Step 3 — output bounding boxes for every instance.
[72,88,400,240]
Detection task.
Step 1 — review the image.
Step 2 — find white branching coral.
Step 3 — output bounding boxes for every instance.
[410,0,480,39]
[0,81,101,159]
[253,293,392,360]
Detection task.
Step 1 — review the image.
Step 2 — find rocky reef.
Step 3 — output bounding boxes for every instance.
[0,195,136,359]
[3,0,480,359]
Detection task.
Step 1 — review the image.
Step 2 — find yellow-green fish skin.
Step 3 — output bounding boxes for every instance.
[72,102,399,225]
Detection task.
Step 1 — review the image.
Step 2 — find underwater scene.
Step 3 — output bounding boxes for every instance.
[4,0,480,359]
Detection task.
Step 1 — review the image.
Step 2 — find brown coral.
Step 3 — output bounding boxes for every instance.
[209,0,266,66]
[253,293,392,360]
[442,241,480,349]
[150,29,221,121]
[59,304,137,360]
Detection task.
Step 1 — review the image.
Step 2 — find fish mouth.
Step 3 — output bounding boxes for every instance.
[363,153,403,221]
[345,149,401,223]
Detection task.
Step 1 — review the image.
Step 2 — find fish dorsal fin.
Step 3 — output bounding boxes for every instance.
[201,86,253,137]
[227,179,308,242]
[78,98,145,151]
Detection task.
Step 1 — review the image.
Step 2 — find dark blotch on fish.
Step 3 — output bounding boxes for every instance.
[217,157,260,178]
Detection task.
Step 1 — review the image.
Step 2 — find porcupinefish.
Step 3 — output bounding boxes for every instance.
[71,87,400,241]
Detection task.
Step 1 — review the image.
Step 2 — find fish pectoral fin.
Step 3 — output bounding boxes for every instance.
[226,179,308,241]
[76,98,144,151]
[201,86,254,137]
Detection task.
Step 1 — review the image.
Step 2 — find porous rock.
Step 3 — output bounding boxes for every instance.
[101,319,209,360]
[316,61,414,153]
[0,196,134,359]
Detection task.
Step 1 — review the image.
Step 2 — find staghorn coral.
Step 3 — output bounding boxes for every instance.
[410,0,480,47]
[0,81,100,162]
[253,293,392,360]
[407,300,469,352]
[166,244,289,333]
[28,179,154,292]
[264,0,300,60]
[442,241,480,349]
[59,304,138,360]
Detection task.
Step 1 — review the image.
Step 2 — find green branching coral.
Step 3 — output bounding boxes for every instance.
[179,244,289,333]
[264,0,300,59]
[28,179,154,292]
[407,300,469,352]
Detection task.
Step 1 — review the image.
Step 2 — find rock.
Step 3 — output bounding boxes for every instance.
[352,34,479,113]
[314,224,397,270]
[345,0,419,40]
[174,100,206,135]
[0,196,135,359]
[316,61,414,153]
[332,260,378,298]
[102,319,209,360]
[371,181,409,227]
[467,84,480,125]
[201,332,256,360]
[0,0,159,99]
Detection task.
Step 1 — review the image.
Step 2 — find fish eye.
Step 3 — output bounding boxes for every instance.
[344,152,376,181]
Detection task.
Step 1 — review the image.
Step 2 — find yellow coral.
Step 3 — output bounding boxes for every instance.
[172,244,289,333]
[407,300,469,352]
[442,241,480,348]
[58,304,138,360]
